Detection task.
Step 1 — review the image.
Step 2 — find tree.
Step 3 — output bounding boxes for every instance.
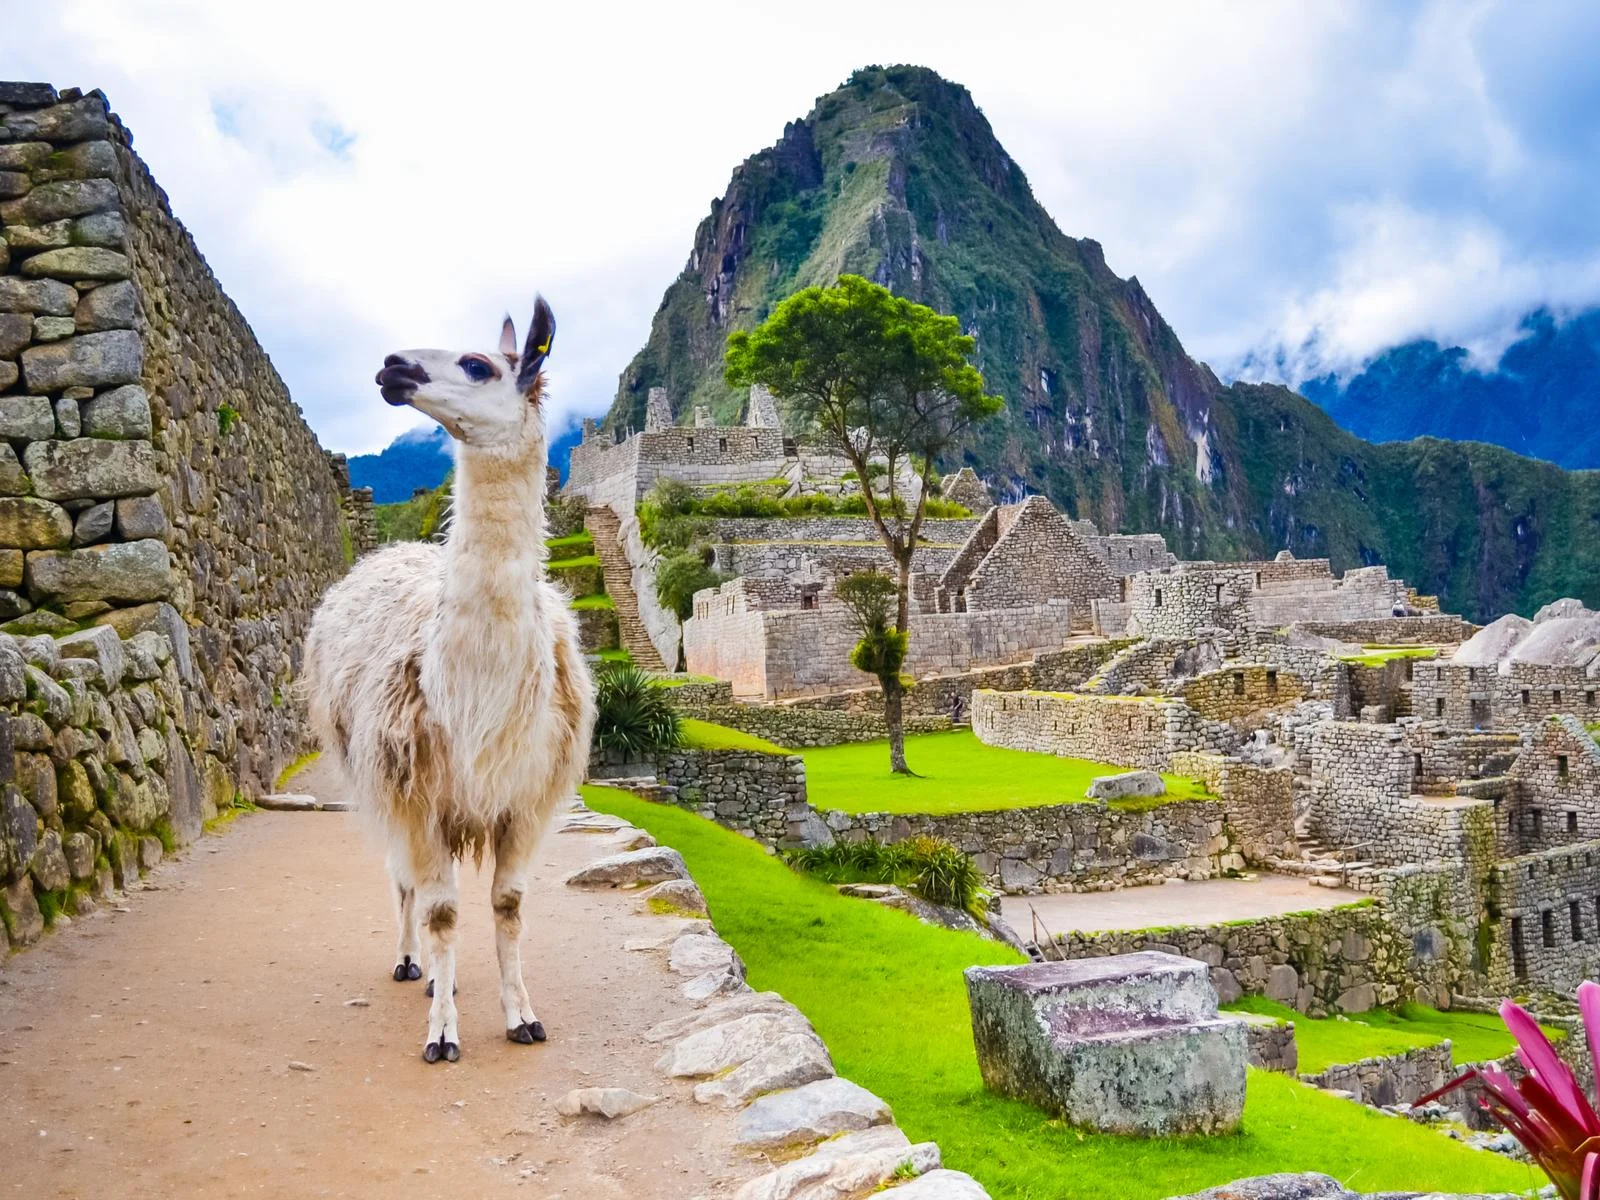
[833,571,913,768]
[725,275,1002,772]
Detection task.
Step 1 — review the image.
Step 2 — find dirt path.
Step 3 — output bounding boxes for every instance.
[1011,873,1365,935]
[0,758,760,1199]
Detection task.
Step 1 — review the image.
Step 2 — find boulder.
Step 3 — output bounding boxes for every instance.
[29,828,70,891]
[668,931,738,977]
[735,1077,892,1149]
[883,1171,992,1199]
[1086,770,1166,801]
[1264,964,1300,1005]
[2,876,43,945]
[553,1087,658,1119]
[640,877,708,917]
[23,438,160,500]
[564,845,688,888]
[62,830,95,881]
[645,990,796,1044]
[964,952,1247,1136]
[26,538,172,603]
[80,384,152,439]
[655,1010,818,1078]
[1166,1174,1352,1200]
[20,330,143,393]
[732,1126,940,1200]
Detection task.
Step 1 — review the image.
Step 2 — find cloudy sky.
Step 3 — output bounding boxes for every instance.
[8,0,1598,454]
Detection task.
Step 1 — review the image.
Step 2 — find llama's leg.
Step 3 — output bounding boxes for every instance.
[492,815,544,1044]
[411,835,461,1064]
[390,870,422,982]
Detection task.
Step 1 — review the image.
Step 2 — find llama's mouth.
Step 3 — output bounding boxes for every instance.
[376,358,428,406]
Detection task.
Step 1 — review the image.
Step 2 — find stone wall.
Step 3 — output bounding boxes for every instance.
[1126,566,1256,639]
[654,748,808,845]
[685,590,1078,698]
[702,515,980,546]
[1179,664,1308,723]
[1415,659,1600,732]
[1050,901,1440,1017]
[822,797,1240,893]
[945,497,1120,628]
[1297,615,1468,644]
[1170,752,1296,861]
[0,622,234,953]
[1504,717,1600,855]
[674,699,951,748]
[1245,566,1411,629]
[1487,841,1600,994]
[0,84,349,799]
[1300,1043,1454,1109]
[973,689,1181,770]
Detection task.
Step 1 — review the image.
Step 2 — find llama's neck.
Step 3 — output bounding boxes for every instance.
[438,438,550,626]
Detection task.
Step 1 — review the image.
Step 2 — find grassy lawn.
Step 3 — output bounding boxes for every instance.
[569,593,615,611]
[803,729,1212,814]
[594,647,631,665]
[680,718,787,755]
[1226,995,1555,1072]
[548,553,601,570]
[1336,646,1441,667]
[582,787,1536,1200]
[654,674,718,688]
[546,532,594,554]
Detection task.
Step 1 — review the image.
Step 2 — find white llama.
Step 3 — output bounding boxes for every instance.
[303,298,595,1063]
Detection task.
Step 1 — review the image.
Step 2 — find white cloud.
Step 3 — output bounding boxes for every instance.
[8,0,1598,451]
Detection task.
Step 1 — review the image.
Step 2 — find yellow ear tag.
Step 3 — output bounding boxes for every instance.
[537,339,552,354]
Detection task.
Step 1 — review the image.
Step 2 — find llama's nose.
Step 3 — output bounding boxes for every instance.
[376,356,429,389]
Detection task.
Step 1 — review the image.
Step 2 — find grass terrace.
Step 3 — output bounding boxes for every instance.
[1225,995,1559,1072]
[569,594,615,611]
[582,787,1536,1200]
[680,718,787,755]
[546,531,594,555]
[1336,645,1442,668]
[803,729,1212,814]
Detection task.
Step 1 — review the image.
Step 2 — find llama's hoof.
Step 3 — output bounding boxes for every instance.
[422,1040,460,1064]
[507,1021,546,1044]
[394,957,421,982]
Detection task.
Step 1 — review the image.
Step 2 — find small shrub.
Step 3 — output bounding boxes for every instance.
[217,403,240,435]
[655,550,724,621]
[786,834,985,915]
[593,663,684,756]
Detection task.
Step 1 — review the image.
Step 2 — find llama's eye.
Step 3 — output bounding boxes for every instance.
[460,357,493,383]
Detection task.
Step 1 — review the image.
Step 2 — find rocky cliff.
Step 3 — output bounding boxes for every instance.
[608,65,1600,621]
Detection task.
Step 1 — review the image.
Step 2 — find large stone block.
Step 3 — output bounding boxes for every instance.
[0,498,73,549]
[0,97,110,146]
[0,177,117,225]
[0,312,30,357]
[74,280,137,331]
[1086,770,1166,800]
[0,278,76,316]
[21,247,132,282]
[79,385,152,439]
[964,952,1246,1136]
[0,394,58,440]
[24,538,173,603]
[22,438,159,500]
[20,330,143,393]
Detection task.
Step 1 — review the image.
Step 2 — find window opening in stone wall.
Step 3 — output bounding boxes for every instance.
[1569,811,1579,833]
[1215,584,1225,604]
[1405,660,1415,681]
[800,593,817,611]
[1522,689,1531,706]
[686,436,695,451]
[1553,689,1563,706]
[718,437,727,452]
[1413,753,1423,778]
[1588,690,1596,707]
[1543,909,1556,948]
[1255,572,1262,588]
[1512,916,1527,977]
[1573,901,1584,942]
[1267,670,1278,691]
[1531,810,1543,839]
[1233,672,1245,695]
[1154,588,1163,608]
[1436,697,1446,717]
[1559,755,1570,778]
[1595,897,1600,933]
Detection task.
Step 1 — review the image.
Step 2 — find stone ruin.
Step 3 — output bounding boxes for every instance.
[0,81,365,942]
[965,952,1246,1136]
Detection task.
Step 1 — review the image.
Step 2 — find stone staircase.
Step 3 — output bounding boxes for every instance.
[584,505,667,670]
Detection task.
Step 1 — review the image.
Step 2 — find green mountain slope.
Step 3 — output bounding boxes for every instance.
[609,65,1600,620]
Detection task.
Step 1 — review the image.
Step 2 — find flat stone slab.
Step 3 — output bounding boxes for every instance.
[564,845,688,888]
[887,1170,993,1198]
[257,793,353,813]
[732,1125,941,1200]
[553,1087,658,1120]
[656,1010,816,1078]
[645,990,796,1043]
[736,1076,892,1149]
[965,951,1246,1136]
[1086,769,1166,800]
[693,1033,834,1108]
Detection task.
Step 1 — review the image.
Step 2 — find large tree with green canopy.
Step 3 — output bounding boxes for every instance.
[725,274,1002,772]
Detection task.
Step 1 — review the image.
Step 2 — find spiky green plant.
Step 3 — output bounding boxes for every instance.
[593,663,684,756]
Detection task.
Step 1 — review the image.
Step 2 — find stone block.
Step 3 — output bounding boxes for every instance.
[24,538,173,603]
[1264,963,1300,1005]
[0,497,73,549]
[0,177,117,225]
[5,221,72,251]
[1086,770,1167,800]
[564,845,688,888]
[0,551,22,589]
[63,830,95,880]
[0,84,57,107]
[1335,982,1376,1014]
[0,278,76,316]
[0,394,58,441]
[72,499,113,545]
[74,280,137,332]
[20,330,143,393]
[72,212,126,248]
[33,141,118,183]
[30,827,70,891]
[23,438,160,499]
[0,312,30,357]
[57,624,126,690]
[22,247,132,283]
[2,876,43,946]
[964,952,1247,1136]
[79,385,152,439]
[735,1076,892,1149]
[33,315,75,341]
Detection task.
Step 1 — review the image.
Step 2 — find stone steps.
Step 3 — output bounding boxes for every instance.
[584,505,667,670]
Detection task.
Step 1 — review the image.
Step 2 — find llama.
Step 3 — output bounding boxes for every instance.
[303,298,595,1064]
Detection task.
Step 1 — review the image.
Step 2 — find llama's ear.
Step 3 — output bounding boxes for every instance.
[499,315,518,360]
[517,295,555,393]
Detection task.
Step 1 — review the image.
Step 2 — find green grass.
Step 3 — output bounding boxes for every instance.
[569,594,615,611]
[1336,646,1441,667]
[680,718,788,755]
[546,532,594,553]
[595,647,632,664]
[802,729,1212,814]
[548,554,600,570]
[653,674,717,688]
[1226,995,1557,1072]
[582,787,1537,1200]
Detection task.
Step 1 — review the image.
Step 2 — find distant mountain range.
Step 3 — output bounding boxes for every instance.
[1299,308,1600,469]
[347,419,584,503]
[604,64,1600,621]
